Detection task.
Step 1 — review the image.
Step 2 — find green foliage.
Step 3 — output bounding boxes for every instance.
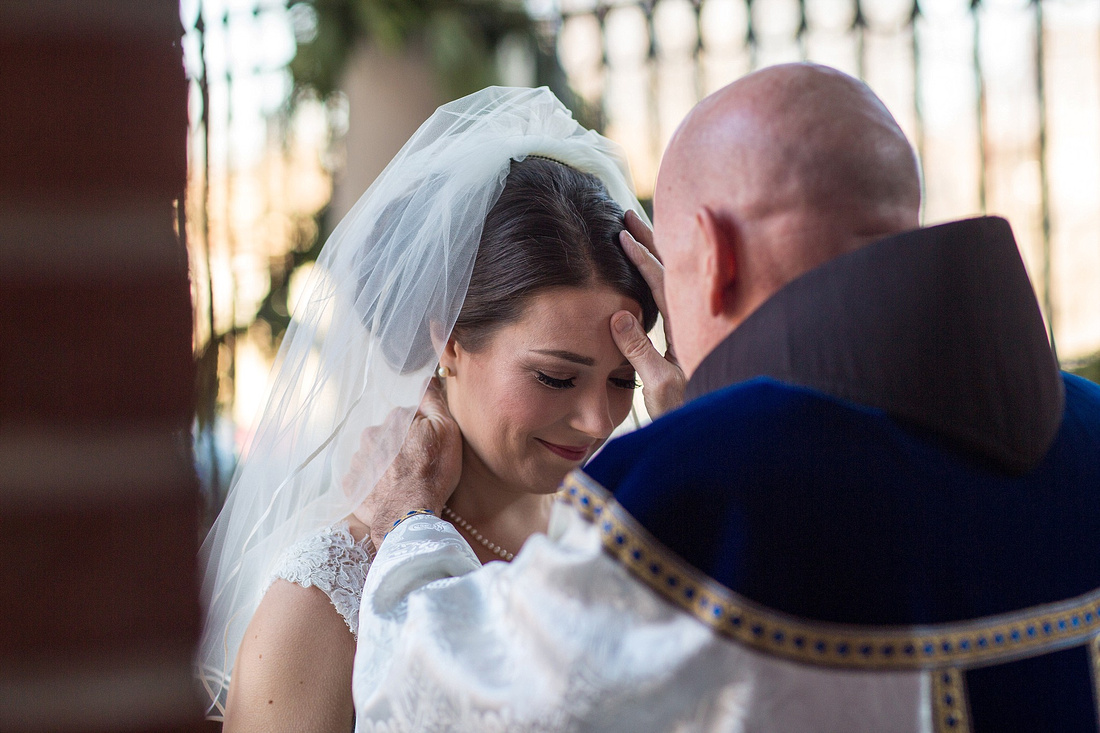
[253,204,329,345]
[1068,352,1100,385]
[272,0,590,348]
[289,0,534,100]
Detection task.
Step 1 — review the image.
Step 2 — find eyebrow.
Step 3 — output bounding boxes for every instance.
[531,349,631,368]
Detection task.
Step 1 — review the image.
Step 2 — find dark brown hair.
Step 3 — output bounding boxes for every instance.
[452,156,658,351]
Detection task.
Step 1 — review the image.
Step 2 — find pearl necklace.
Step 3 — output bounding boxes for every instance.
[442,505,515,561]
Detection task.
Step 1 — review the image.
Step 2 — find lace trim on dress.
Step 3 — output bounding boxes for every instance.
[266,522,374,637]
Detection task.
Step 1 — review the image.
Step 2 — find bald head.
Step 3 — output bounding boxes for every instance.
[654,63,922,376]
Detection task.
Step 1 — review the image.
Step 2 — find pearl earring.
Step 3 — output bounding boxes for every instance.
[436,365,452,378]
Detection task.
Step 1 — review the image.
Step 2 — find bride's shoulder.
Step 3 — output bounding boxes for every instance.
[267,520,374,636]
[225,572,357,730]
[224,521,372,729]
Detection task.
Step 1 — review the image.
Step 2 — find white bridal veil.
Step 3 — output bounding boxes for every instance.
[196,86,648,716]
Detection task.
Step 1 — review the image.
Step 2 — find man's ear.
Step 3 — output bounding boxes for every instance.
[695,206,738,317]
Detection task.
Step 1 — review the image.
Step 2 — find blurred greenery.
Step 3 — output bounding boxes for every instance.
[253,203,329,346]
[290,0,536,102]
[257,0,591,346]
[1069,352,1100,384]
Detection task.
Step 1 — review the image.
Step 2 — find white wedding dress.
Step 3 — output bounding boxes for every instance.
[266,522,374,637]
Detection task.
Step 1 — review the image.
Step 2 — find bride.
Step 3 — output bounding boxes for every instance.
[196,86,659,730]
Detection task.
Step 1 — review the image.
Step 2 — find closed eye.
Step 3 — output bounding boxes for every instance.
[610,376,640,390]
[536,371,575,390]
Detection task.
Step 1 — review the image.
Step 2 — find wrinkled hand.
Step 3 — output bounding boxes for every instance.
[612,209,686,419]
[342,406,416,499]
[354,378,463,545]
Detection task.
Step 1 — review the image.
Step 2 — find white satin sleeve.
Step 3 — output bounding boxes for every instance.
[353,504,930,733]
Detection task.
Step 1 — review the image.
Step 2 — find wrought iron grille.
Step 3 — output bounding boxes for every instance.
[540,0,1100,362]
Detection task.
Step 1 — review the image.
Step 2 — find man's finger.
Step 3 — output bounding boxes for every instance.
[418,377,452,422]
[612,311,670,381]
[624,209,659,261]
[619,229,668,315]
[611,311,685,419]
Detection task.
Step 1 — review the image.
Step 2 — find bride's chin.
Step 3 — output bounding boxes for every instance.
[534,467,576,495]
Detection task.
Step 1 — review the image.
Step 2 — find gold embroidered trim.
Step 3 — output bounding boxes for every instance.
[561,470,1100,671]
[930,668,971,733]
[1089,634,1100,721]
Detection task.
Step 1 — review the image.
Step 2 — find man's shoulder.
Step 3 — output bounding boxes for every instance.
[1061,371,1100,442]
[644,375,856,437]
[588,377,879,490]
[592,377,785,466]
[1065,371,1100,406]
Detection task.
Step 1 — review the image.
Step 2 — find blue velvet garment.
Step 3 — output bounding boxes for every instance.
[585,372,1100,730]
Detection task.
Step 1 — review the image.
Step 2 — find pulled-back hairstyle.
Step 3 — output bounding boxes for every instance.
[452,156,658,351]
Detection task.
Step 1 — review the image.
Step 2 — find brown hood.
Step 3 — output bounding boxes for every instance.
[685,217,1064,475]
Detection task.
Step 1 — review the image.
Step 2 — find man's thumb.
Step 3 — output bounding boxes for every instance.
[612,312,657,368]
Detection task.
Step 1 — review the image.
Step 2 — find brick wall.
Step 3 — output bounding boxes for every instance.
[0,2,203,730]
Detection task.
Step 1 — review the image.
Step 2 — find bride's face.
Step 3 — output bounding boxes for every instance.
[440,285,643,495]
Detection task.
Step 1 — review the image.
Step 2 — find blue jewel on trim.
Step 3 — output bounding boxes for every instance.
[904,644,916,656]
[923,643,935,656]
[882,645,894,656]
[1042,622,1052,634]
[994,633,1005,644]
[1073,616,1081,627]
[685,588,695,600]
[793,637,805,648]
[1026,627,1036,637]
[649,563,661,574]
[1087,612,1094,623]
[1058,619,1067,630]
[945,694,954,705]
[731,616,742,627]
[712,607,723,619]
[603,522,612,533]
[977,637,988,648]
[941,641,952,653]
[751,625,764,637]
[959,639,970,651]
[860,645,872,656]
[593,506,602,516]
[946,716,957,728]
[569,487,577,495]
[615,534,625,545]
[815,641,827,653]
[631,550,642,561]
[773,631,785,643]
[580,495,590,506]
[836,643,850,656]
[666,576,677,587]
[1010,630,1021,642]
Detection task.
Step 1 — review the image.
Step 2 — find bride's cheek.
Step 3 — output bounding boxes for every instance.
[609,388,634,420]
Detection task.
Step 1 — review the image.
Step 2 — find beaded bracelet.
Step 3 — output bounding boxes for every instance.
[386,508,436,536]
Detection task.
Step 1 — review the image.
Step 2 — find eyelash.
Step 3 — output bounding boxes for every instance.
[536,372,575,389]
[535,372,639,390]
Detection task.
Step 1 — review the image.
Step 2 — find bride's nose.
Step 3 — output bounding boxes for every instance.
[570,385,615,440]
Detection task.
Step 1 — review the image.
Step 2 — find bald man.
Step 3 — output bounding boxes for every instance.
[353,65,1100,731]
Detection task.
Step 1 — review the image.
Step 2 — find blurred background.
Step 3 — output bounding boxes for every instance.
[184,0,1100,526]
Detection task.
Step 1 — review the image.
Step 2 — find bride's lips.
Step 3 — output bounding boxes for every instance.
[535,439,591,462]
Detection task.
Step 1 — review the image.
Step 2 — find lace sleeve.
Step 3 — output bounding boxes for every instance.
[266,523,374,637]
